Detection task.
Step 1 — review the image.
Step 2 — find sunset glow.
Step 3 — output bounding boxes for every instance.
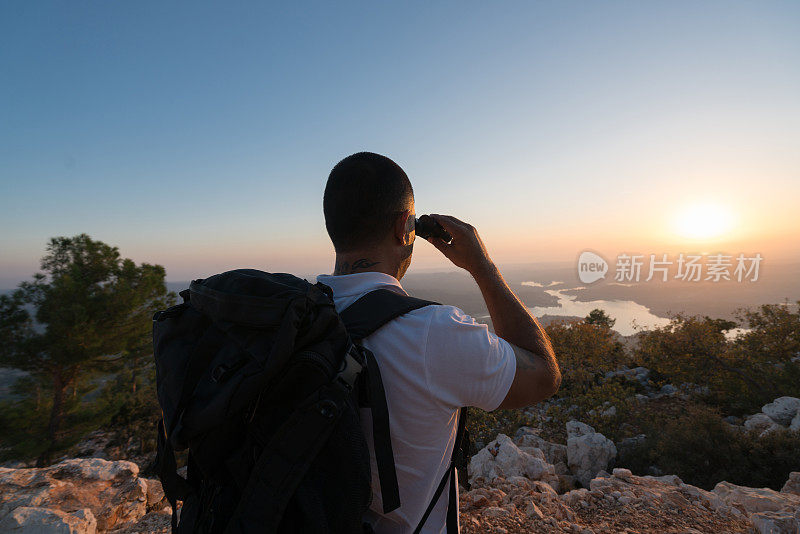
[673,203,736,241]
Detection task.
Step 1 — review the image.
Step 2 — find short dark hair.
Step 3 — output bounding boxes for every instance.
[324,152,414,252]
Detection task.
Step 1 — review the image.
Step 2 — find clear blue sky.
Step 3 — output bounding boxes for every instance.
[2,1,799,287]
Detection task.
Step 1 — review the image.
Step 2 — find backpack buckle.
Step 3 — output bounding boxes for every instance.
[336,344,363,390]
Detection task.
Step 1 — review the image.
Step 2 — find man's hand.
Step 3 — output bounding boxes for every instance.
[424,214,494,276]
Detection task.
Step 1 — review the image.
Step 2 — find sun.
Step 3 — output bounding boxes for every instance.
[673,203,735,240]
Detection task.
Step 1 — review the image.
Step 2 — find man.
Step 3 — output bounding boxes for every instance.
[318,152,561,533]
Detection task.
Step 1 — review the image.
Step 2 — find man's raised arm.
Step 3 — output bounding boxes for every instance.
[425,214,561,409]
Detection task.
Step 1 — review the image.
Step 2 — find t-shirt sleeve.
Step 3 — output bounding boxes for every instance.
[423,305,517,411]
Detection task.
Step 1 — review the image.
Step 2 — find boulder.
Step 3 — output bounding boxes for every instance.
[659,384,678,396]
[0,506,97,534]
[749,510,799,534]
[790,411,800,432]
[744,413,782,436]
[513,427,568,466]
[781,472,800,496]
[712,481,800,515]
[605,366,650,385]
[762,397,800,426]
[51,458,139,481]
[642,474,683,486]
[566,421,593,438]
[517,446,547,462]
[468,434,555,485]
[0,458,147,531]
[565,421,617,488]
[142,479,167,511]
[628,366,650,383]
[560,488,591,507]
[612,468,633,481]
[601,406,616,417]
[105,510,171,534]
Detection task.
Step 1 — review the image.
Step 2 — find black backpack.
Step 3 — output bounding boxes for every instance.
[153,269,468,534]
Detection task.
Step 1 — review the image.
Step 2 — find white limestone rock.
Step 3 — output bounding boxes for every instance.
[659,384,678,396]
[612,468,633,481]
[0,458,147,531]
[50,458,139,481]
[0,506,97,534]
[469,434,555,485]
[565,421,617,488]
[142,478,167,511]
[744,413,783,436]
[749,510,799,534]
[601,406,617,417]
[712,481,800,515]
[789,411,800,432]
[780,472,800,496]
[762,397,800,426]
[513,427,568,466]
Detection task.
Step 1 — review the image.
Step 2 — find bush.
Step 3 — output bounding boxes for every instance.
[620,403,800,490]
[543,380,638,443]
[634,315,773,415]
[546,319,627,379]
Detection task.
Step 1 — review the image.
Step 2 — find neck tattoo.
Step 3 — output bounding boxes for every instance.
[334,258,381,275]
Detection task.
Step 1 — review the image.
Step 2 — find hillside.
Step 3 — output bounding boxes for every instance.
[2,416,799,533]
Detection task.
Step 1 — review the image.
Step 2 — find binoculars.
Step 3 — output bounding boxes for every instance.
[415,215,452,244]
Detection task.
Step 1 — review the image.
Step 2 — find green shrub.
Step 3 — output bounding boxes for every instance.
[542,380,638,443]
[620,403,800,490]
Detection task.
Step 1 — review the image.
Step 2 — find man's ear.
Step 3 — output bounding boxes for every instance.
[394,210,414,246]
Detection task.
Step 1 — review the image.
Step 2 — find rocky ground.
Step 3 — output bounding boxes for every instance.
[1,433,798,533]
[459,423,800,534]
[460,470,800,533]
[0,457,171,533]
[1,393,799,532]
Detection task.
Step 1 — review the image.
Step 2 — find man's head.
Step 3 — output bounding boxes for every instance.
[324,152,415,278]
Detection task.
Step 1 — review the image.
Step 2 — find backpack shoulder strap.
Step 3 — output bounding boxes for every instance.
[413,406,468,534]
[337,289,438,515]
[339,288,438,340]
[340,289,469,533]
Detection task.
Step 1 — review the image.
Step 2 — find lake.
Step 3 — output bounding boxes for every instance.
[527,286,671,336]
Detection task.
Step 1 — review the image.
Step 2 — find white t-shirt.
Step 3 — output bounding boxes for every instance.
[316,272,517,534]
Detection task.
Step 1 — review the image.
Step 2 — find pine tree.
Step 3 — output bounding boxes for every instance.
[0,234,174,465]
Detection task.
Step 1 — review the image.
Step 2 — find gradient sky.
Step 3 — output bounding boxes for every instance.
[2,1,799,287]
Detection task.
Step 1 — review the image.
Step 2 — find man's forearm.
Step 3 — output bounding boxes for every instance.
[422,214,561,404]
[471,261,555,361]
